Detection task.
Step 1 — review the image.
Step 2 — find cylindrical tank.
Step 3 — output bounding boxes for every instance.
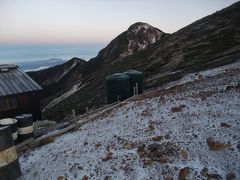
[0,118,18,144]
[15,114,34,142]
[106,73,130,104]
[124,70,143,96]
[0,126,22,180]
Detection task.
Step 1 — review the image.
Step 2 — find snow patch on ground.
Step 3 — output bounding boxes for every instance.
[56,61,77,82]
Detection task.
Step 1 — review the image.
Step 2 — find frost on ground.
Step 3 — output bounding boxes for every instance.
[19,61,240,180]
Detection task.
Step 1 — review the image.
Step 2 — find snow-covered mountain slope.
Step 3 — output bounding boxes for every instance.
[19,61,240,179]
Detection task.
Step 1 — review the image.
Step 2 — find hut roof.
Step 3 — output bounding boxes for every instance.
[0,64,42,96]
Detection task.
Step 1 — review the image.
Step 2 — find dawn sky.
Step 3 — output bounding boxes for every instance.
[0,0,238,45]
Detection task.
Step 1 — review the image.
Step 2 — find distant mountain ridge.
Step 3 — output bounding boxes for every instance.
[17,58,66,71]
[28,2,240,120]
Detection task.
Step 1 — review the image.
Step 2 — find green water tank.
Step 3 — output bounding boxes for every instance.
[124,70,143,96]
[106,73,130,104]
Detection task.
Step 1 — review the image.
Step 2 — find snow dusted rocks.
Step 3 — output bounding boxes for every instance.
[19,62,239,179]
[207,137,231,151]
[124,22,164,58]
[96,22,165,63]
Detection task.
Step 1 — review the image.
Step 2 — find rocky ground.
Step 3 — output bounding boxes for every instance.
[19,61,240,180]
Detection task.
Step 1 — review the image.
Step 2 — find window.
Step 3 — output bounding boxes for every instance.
[0,97,18,111]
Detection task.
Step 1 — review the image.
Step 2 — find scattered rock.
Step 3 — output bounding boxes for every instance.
[193,134,198,138]
[178,167,190,180]
[84,141,88,145]
[220,122,231,128]
[57,176,67,180]
[165,133,171,139]
[152,150,161,158]
[123,141,135,149]
[174,166,179,171]
[143,159,153,166]
[234,84,240,91]
[77,165,83,170]
[95,143,101,148]
[207,137,230,151]
[82,175,88,180]
[104,175,111,180]
[69,163,81,173]
[207,173,222,180]
[148,143,159,151]
[102,152,113,161]
[226,172,236,180]
[159,156,168,163]
[180,149,188,159]
[226,85,234,91]
[237,143,240,150]
[171,105,186,113]
[200,167,208,177]
[164,176,173,180]
[122,164,134,174]
[137,144,146,152]
[148,124,155,130]
[111,165,117,171]
[141,108,152,116]
[152,136,162,141]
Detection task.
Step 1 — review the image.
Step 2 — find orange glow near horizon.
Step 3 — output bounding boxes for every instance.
[0,0,238,45]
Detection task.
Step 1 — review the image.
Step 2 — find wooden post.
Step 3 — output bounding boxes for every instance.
[133,87,136,96]
[72,109,77,123]
[117,95,120,102]
[72,109,77,130]
[135,83,139,95]
[86,107,89,120]
[36,119,39,130]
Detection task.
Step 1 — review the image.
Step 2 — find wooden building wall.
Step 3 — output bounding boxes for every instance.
[0,91,41,121]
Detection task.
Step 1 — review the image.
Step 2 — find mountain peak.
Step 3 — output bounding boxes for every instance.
[127,22,150,30]
[94,22,165,63]
[127,22,162,32]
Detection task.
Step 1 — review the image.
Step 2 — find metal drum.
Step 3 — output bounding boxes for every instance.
[16,114,34,142]
[0,126,22,180]
[0,118,18,144]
